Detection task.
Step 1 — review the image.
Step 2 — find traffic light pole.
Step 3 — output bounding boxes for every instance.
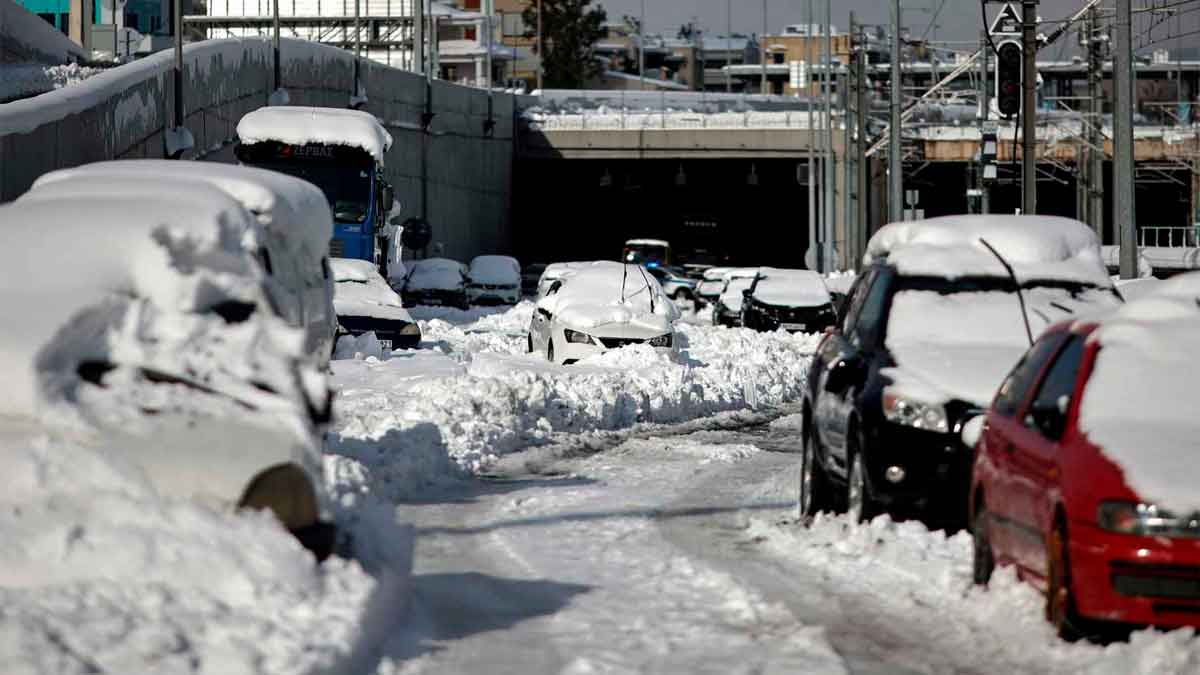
[1021,0,1037,215]
[1087,5,1105,239]
[1114,0,1138,279]
[889,0,903,223]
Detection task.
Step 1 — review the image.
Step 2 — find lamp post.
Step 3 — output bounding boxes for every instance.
[536,0,544,91]
[639,0,646,90]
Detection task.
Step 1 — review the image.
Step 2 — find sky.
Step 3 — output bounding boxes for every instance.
[590,0,1198,56]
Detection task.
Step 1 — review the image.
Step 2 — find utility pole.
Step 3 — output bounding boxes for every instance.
[1087,5,1105,239]
[173,0,182,130]
[537,0,544,91]
[856,21,869,260]
[726,0,732,93]
[823,0,834,270]
[1021,0,1038,214]
[640,0,646,90]
[806,0,816,271]
[484,0,493,90]
[889,0,903,223]
[414,0,424,74]
[272,0,280,91]
[1114,0,1137,278]
[846,11,858,269]
[761,0,769,95]
[815,3,826,271]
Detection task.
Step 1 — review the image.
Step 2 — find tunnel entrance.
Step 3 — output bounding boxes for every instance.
[514,158,815,269]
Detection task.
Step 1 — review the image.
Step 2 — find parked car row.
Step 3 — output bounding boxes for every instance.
[2,160,341,560]
[797,215,1200,638]
[399,255,522,310]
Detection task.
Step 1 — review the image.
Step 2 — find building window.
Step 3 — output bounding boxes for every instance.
[773,52,785,64]
[501,12,524,38]
[57,12,69,33]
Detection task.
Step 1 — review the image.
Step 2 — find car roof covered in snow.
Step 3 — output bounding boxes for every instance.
[751,268,831,307]
[624,239,670,248]
[406,257,466,289]
[0,193,265,417]
[29,161,333,262]
[236,106,393,165]
[547,263,676,330]
[1077,271,1200,514]
[468,255,521,283]
[864,215,1112,287]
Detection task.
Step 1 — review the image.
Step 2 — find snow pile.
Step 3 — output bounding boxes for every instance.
[865,215,1113,287]
[328,306,822,499]
[236,106,393,164]
[751,268,831,307]
[0,422,393,675]
[1078,272,1200,513]
[620,437,761,464]
[335,332,387,360]
[0,62,104,102]
[748,514,1200,673]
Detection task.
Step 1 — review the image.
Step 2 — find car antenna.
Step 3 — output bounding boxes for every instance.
[621,263,629,303]
[635,264,656,313]
[979,238,1034,347]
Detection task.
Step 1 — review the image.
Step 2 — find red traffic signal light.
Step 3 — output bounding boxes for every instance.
[995,41,1022,119]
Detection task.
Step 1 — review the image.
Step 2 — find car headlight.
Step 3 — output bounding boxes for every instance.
[1098,501,1200,538]
[648,333,673,348]
[400,323,421,336]
[882,387,949,433]
[564,328,595,345]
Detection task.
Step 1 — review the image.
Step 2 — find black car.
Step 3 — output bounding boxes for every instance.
[800,259,1122,529]
[521,263,548,296]
[401,258,469,310]
[740,268,837,333]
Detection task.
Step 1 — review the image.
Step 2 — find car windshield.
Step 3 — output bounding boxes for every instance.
[253,161,371,223]
[886,275,1114,347]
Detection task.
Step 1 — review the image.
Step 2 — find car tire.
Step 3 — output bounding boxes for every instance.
[1048,520,1086,641]
[846,433,880,524]
[547,340,556,364]
[799,423,834,521]
[972,507,995,586]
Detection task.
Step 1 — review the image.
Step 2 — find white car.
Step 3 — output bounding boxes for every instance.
[26,161,339,366]
[695,267,737,305]
[331,258,421,351]
[711,269,761,327]
[0,190,337,560]
[467,255,522,306]
[536,261,590,299]
[528,262,681,365]
[643,265,698,302]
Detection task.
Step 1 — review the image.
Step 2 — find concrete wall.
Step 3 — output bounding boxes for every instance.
[0,37,516,261]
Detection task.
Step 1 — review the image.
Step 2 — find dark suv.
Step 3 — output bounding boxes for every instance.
[800,263,1121,528]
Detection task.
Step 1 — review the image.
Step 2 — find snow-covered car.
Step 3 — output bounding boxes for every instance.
[402,257,469,309]
[711,269,761,327]
[644,265,698,302]
[25,161,339,366]
[971,273,1200,636]
[0,192,337,560]
[331,258,421,351]
[740,268,837,333]
[696,267,737,305]
[528,262,681,365]
[800,216,1123,528]
[467,255,522,306]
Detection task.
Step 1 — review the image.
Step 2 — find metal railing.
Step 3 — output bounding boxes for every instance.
[1139,226,1200,249]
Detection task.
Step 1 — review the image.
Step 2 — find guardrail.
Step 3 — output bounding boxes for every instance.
[1139,226,1200,249]
[525,110,829,131]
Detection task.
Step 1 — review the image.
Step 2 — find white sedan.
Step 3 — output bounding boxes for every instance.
[528,262,681,365]
[467,255,522,306]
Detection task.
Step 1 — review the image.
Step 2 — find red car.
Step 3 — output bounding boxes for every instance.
[970,286,1200,639]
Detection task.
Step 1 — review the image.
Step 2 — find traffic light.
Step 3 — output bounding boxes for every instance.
[995,40,1022,119]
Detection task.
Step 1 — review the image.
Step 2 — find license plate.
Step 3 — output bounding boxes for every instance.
[781,323,807,332]
[377,339,392,350]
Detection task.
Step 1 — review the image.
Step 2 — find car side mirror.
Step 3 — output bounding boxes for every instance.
[378,181,395,214]
[824,358,858,393]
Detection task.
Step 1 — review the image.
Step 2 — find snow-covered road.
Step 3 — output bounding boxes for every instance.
[6,302,1200,673]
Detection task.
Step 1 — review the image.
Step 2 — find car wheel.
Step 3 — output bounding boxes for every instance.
[1048,520,1085,641]
[846,431,880,524]
[972,507,995,585]
[799,424,833,520]
[547,340,556,364]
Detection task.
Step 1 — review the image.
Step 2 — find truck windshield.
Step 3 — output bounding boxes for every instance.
[254,162,372,224]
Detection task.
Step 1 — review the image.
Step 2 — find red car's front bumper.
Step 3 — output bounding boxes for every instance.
[1070,522,1200,628]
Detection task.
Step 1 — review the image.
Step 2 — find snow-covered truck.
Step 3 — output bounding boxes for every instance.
[235,106,398,265]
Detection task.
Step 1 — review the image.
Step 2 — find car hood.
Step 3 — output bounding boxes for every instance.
[882,341,1027,409]
[556,303,673,336]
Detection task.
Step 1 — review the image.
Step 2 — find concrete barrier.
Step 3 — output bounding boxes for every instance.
[0,37,516,261]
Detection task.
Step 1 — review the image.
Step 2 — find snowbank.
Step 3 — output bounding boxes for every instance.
[1078,272,1200,513]
[748,514,1200,673]
[328,303,823,500]
[0,63,103,103]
